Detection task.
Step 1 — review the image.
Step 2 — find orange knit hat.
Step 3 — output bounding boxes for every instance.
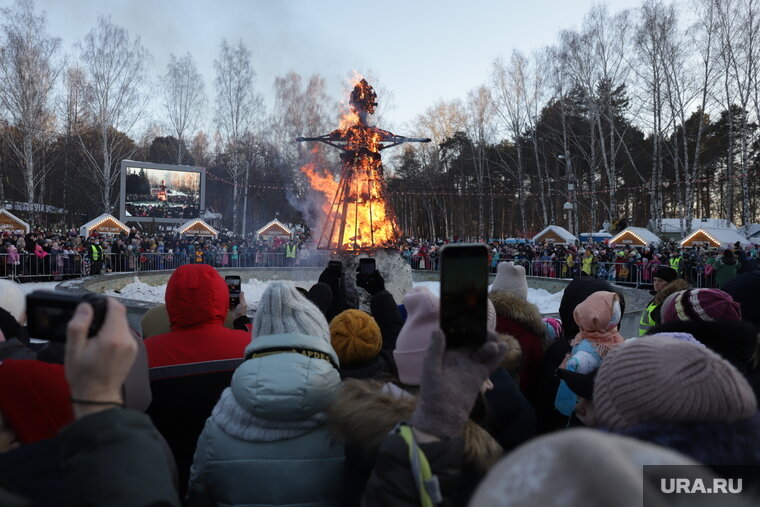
[329,309,382,366]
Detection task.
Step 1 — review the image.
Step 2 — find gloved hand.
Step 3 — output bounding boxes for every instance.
[319,263,342,292]
[356,269,385,295]
[409,330,507,439]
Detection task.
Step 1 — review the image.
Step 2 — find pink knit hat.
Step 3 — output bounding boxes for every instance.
[393,286,440,386]
[594,337,757,431]
[661,289,742,323]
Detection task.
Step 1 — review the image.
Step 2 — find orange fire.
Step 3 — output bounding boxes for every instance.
[300,77,400,251]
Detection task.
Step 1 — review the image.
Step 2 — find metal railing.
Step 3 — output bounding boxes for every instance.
[1,249,716,289]
[406,254,714,289]
[0,251,333,282]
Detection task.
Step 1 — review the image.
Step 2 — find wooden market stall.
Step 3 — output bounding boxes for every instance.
[79,214,129,237]
[256,218,292,241]
[0,209,30,234]
[680,228,750,249]
[609,227,662,248]
[532,225,577,246]
[178,219,218,238]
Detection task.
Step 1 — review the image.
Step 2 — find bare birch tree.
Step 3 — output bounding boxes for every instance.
[162,53,206,165]
[214,39,263,233]
[0,0,61,214]
[77,15,150,213]
[491,53,529,233]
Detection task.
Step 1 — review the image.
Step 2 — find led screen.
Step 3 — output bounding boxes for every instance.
[124,166,201,220]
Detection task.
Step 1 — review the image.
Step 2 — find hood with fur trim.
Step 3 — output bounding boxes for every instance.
[497,333,522,378]
[489,292,546,339]
[327,378,503,472]
[654,278,691,306]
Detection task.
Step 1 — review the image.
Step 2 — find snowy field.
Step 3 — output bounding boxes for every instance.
[100,277,563,314]
[413,281,563,314]
[17,278,564,314]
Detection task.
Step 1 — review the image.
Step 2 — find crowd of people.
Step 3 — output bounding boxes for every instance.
[3,224,759,293]
[402,238,760,289]
[0,248,758,505]
[0,228,317,281]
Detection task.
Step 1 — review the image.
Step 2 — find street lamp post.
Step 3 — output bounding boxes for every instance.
[558,154,575,236]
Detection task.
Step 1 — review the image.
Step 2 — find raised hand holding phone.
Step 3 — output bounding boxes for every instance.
[439,244,489,348]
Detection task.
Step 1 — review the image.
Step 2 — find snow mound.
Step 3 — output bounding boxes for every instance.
[409,281,563,315]
[105,277,313,311]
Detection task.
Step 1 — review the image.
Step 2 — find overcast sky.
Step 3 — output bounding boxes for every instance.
[31,0,644,133]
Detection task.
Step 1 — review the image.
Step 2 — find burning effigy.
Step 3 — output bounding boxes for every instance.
[297,78,430,252]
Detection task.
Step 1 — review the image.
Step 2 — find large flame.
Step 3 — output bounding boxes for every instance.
[300,76,400,251]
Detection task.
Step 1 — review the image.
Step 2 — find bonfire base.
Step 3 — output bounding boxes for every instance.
[340,248,413,311]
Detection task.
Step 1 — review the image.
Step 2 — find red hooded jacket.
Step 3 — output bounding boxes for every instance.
[144,265,250,368]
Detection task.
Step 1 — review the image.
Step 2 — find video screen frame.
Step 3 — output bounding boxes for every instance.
[119,160,206,224]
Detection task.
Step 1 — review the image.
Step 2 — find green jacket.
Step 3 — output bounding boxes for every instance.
[714,257,740,288]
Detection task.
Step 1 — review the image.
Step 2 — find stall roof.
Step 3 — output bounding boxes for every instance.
[745,224,760,239]
[256,218,292,237]
[658,218,737,234]
[178,219,218,237]
[680,228,750,249]
[609,227,662,247]
[532,225,577,245]
[79,214,129,237]
[0,209,30,234]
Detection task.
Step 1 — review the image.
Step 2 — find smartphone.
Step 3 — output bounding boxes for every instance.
[328,260,343,272]
[359,257,376,275]
[225,275,241,310]
[26,291,107,342]
[439,244,488,348]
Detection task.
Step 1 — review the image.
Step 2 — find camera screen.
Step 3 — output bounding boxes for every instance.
[226,278,241,293]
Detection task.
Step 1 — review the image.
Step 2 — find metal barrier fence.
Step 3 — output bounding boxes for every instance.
[1,250,716,289]
[0,251,333,282]
[408,254,714,289]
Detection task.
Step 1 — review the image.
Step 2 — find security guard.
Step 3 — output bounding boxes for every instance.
[285,240,297,267]
[89,238,104,276]
[669,250,683,276]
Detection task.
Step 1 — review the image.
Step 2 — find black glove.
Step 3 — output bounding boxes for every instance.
[356,269,385,295]
[318,264,342,290]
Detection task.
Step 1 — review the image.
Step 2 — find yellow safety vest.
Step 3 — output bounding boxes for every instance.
[90,244,101,261]
[639,300,659,336]
[285,244,297,258]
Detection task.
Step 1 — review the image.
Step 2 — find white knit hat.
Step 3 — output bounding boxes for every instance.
[490,262,528,300]
[0,280,25,324]
[248,281,330,353]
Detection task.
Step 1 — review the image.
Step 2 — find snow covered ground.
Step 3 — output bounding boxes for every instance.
[101,278,563,314]
[104,277,302,311]
[16,278,565,314]
[413,281,563,314]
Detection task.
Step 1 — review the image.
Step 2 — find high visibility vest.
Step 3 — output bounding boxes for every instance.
[669,256,682,274]
[582,256,593,275]
[90,244,101,261]
[285,244,297,258]
[639,300,659,336]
